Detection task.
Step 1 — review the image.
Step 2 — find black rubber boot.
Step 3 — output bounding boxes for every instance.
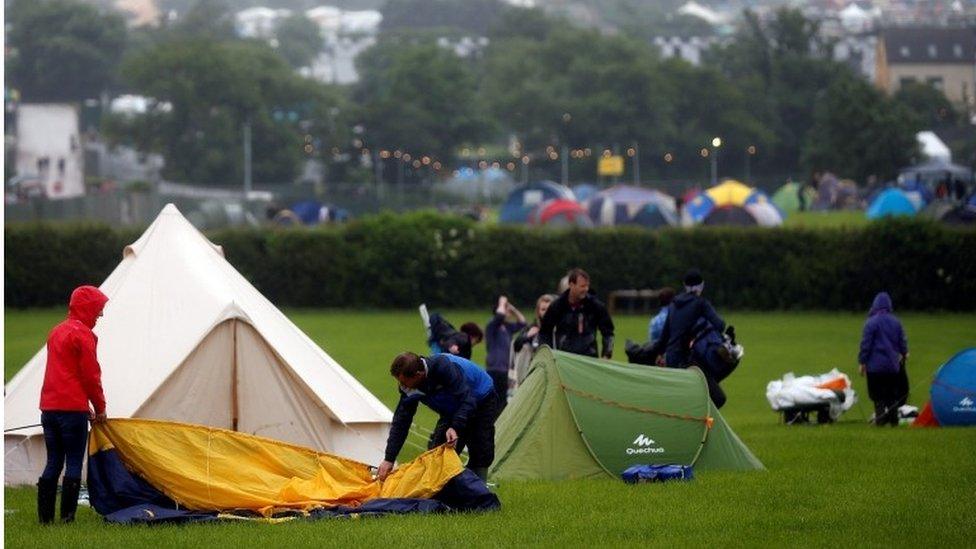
[60,477,82,523]
[36,477,58,524]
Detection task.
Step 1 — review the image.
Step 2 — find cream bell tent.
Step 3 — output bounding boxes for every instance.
[4,204,393,485]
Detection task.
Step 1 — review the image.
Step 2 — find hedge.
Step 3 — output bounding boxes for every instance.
[6,213,976,312]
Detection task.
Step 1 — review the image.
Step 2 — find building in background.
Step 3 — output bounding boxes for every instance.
[876,27,976,106]
[14,104,85,199]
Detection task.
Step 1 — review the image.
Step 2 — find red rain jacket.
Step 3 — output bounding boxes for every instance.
[40,286,109,414]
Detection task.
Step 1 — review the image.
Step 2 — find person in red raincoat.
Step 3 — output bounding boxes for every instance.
[37,285,109,524]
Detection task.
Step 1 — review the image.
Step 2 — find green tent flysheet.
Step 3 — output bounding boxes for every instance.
[490,348,763,480]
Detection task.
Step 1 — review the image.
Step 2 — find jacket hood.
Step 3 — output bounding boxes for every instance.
[869,292,892,316]
[68,285,109,328]
[673,292,697,308]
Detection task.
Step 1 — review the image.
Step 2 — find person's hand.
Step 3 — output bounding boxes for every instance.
[444,428,458,448]
[448,344,460,354]
[655,355,665,367]
[859,364,866,377]
[526,326,540,338]
[92,412,107,424]
[376,460,394,481]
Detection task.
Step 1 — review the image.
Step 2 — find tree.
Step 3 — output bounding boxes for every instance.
[894,82,958,128]
[657,59,775,179]
[381,0,506,36]
[111,39,346,186]
[6,0,127,101]
[355,37,488,166]
[802,75,919,182]
[481,26,673,172]
[704,8,851,178]
[275,14,322,69]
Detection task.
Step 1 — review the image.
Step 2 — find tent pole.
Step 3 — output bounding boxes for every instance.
[232,319,239,432]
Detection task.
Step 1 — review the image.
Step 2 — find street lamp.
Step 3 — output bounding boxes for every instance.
[709,137,722,185]
[745,145,757,183]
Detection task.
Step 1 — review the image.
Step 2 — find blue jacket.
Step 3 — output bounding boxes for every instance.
[858,292,908,374]
[384,354,494,462]
[648,307,668,343]
[485,312,526,373]
[649,292,725,367]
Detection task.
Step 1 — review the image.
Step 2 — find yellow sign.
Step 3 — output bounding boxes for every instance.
[598,155,625,177]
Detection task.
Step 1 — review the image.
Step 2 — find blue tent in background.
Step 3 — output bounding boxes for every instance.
[572,184,599,202]
[499,181,574,224]
[291,200,323,224]
[927,348,976,426]
[866,188,917,219]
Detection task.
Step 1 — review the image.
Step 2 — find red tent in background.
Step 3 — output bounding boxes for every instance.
[529,199,593,227]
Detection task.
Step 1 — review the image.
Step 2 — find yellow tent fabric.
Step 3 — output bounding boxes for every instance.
[89,419,463,516]
[704,180,754,207]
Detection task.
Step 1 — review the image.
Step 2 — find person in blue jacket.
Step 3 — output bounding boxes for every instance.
[377,352,499,482]
[647,287,676,344]
[858,291,909,426]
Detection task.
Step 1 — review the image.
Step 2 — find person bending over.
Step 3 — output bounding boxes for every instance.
[377,352,500,482]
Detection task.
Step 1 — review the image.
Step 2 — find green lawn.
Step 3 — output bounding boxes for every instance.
[782,210,871,228]
[5,309,976,547]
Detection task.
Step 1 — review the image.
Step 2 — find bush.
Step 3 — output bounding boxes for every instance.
[6,215,975,311]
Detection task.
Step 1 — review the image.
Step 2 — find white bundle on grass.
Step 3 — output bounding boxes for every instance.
[766,368,857,421]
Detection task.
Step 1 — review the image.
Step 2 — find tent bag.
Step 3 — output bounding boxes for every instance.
[621,464,694,484]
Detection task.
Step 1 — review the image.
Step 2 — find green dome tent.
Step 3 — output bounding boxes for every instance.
[772,181,816,214]
[490,348,763,481]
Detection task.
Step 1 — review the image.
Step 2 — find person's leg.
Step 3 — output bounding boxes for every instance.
[489,371,508,412]
[37,412,62,524]
[60,412,89,523]
[465,394,499,481]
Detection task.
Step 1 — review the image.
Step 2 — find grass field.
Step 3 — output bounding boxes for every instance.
[4,309,975,547]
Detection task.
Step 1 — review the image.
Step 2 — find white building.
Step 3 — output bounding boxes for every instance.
[653,36,721,66]
[15,104,85,199]
[236,7,292,39]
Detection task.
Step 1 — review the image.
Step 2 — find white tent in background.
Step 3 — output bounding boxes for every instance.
[677,1,725,26]
[916,131,952,163]
[4,204,393,485]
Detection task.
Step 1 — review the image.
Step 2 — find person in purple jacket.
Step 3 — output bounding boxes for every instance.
[484,295,526,410]
[858,292,909,426]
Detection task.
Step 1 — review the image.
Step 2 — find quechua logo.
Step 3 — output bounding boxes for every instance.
[627,434,665,455]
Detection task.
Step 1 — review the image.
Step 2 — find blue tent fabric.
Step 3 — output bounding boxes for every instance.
[499,181,574,223]
[867,188,917,219]
[87,447,176,516]
[105,505,217,525]
[290,200,323,224]
[684,193,716,223]
[930,348,976,426]
[572,184,599,202]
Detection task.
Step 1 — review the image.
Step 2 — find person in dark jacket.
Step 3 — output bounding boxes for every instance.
[37,285,109,524]
[422,306,483,359]
[538,268,615,359]
[647,269,725,368]
[484,296,526,409]
[858,292,909,426]
[377,352,499,482]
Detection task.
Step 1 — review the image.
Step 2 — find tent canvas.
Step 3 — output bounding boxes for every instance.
[915,348,976,427]
[866,188,917,219]
[4,204,393,485]
[499,181,574,224]
[490,348,763,481]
